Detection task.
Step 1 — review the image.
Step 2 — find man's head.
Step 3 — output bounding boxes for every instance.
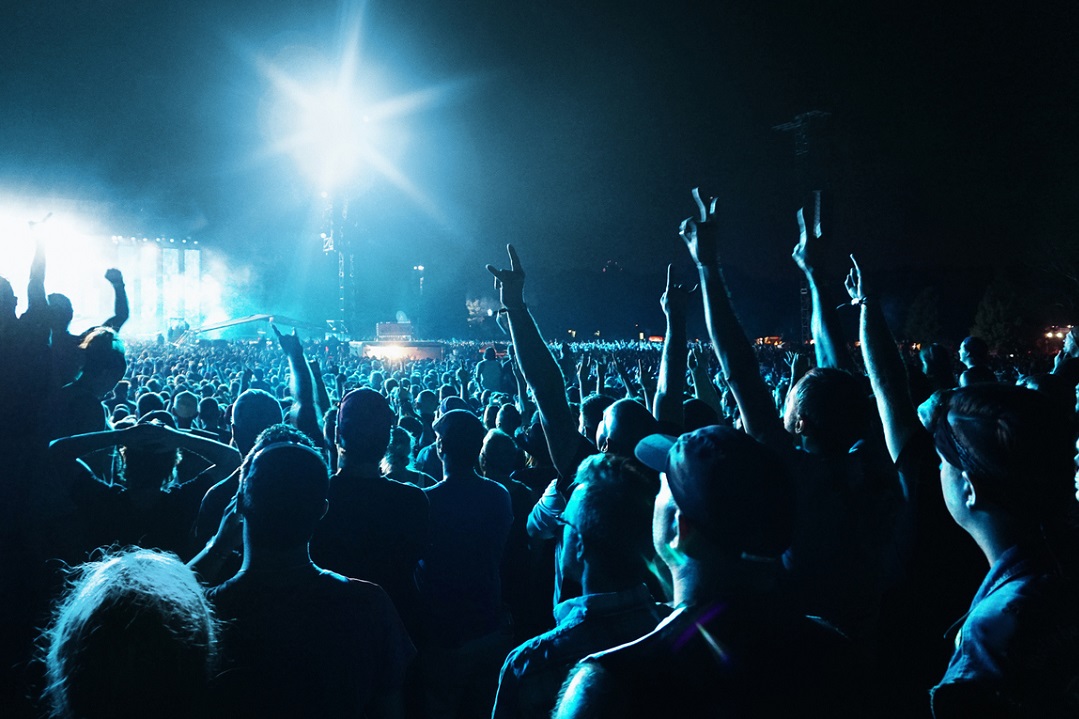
[595,398,659,458]
[479,428,523,479]
[136,391,165,419]
[46,293,74,331]
[782,367,868,454]
[483,346,497,361]
[959,336,989,369]
[238,442,329,550]
[230,389,283,455]
[78,328,127,397]
[0,276,15,317]
[636,426,794,567]
[434,409,486,471]
[579,393,615,447]
[197,397,221,425]
[496,403,522,435]
[560,453,659,587]
[416,389,438,418]
[171,391,198,422]
[336,388,396,464]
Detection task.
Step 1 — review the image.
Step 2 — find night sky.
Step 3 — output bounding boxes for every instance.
[1,1,1077,339]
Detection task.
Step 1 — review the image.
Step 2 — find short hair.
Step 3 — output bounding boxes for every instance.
[581,393,615,437]
[40,548,218,719]
[231,390,283,453]
[239,442,329,549]
[496,404,522,434]
[961,336,990,364]
[479,428,524,477]
[569,454,658,581]
[787,368,868,454]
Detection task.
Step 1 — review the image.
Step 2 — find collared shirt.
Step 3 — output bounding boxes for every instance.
[493,584,669,719]
[931,543,1079,718]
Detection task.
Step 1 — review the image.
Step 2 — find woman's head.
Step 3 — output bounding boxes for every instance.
[40,548,218,719]
[928,384,1076,530]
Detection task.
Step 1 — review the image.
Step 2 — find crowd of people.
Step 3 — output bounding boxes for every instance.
[2,189,1078,718]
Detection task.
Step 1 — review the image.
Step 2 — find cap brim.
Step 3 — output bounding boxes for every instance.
[634,433,677,473]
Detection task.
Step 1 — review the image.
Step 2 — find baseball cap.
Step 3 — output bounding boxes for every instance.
[337,388,396,442]
[433,408,486,460]
[636,425,794,560]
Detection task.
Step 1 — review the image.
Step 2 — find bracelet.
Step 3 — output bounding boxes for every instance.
[836,297,868,310]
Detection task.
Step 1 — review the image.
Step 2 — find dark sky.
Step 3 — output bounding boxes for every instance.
[1,0,1077,337]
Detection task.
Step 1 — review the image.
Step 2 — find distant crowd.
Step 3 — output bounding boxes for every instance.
[2,189,1078,718]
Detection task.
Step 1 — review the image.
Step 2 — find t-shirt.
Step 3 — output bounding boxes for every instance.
[558,596,871,718]
[417,472,512,647]
[311,469,430,631]
[208,566,415,718]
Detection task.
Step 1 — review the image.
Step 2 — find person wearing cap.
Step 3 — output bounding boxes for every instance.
[924,385,1079,717]
[676,191,901,646]
[554,425,866,718]
[414,408,513,719]
[311,388,429,635]
[493,454,669,719]
[208,441,414,718]
[413,396,473,483]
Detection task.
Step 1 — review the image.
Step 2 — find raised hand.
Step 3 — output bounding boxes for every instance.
[122,422,178,452]
[792,190,825,275]
[271,323,303,357]
[485,244,526,309]
[844,254,866,305]
[688,344,702,371]
[660,263,698,317]
[104,267,124,285]
[679,187,720,267]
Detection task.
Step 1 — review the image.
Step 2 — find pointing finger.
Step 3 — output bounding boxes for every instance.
[691,187,707,223]
[811,190,822,238]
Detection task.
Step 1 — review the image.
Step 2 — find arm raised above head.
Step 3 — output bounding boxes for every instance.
[486,245,582,481]
[680,189,786,449]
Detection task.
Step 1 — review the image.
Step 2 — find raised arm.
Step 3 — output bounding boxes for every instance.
[792,192,851,371]
[653,265,695,427]
[486,244,582,480]
[101,268,129,331]
[687,344,722,418]
[309,357,332,418]
[26,235,47,315]
[845,255,919,463]
[271,324,322,447]
[680,189,787,448]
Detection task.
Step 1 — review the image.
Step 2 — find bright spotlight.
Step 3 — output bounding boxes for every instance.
[292,85,371,190]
